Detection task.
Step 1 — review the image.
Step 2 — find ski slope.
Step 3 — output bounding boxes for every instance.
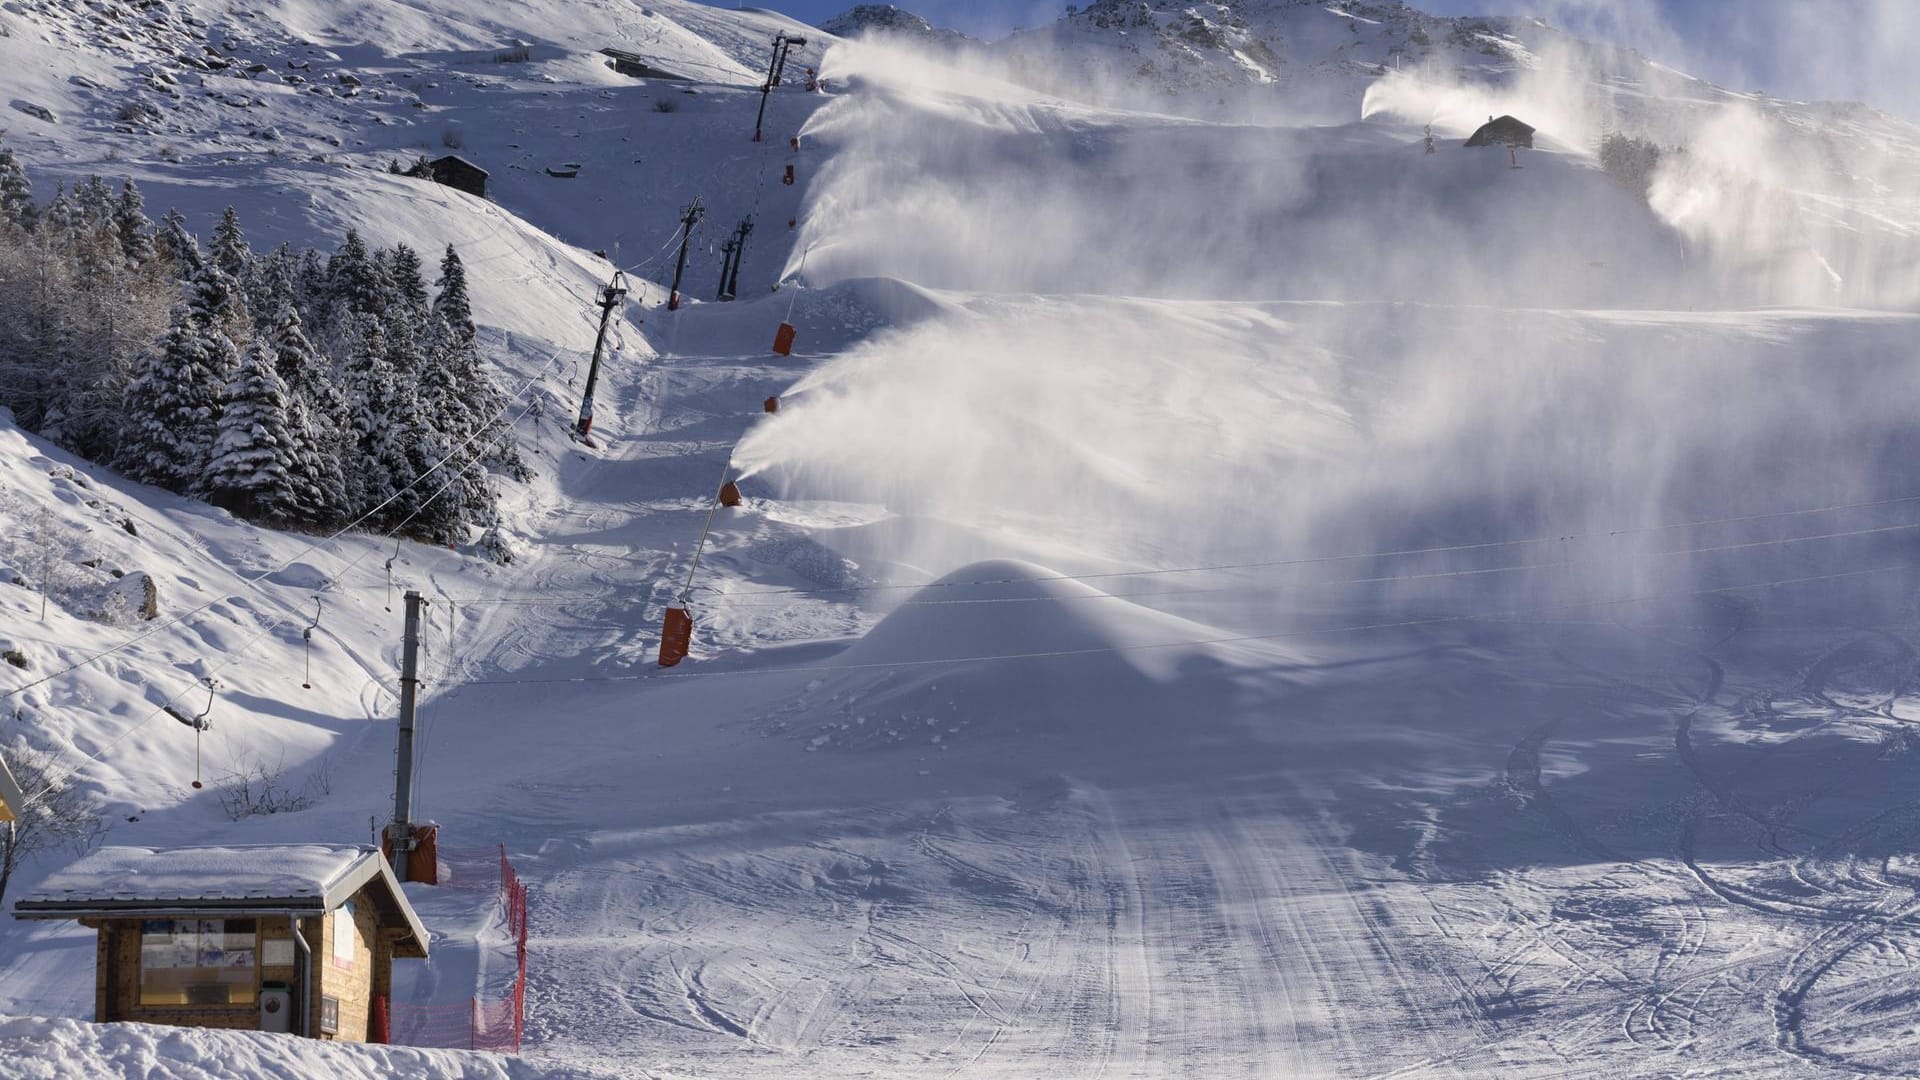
[6,0,1920,1077]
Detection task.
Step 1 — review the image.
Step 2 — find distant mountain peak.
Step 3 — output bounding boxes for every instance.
[821,5,973,45]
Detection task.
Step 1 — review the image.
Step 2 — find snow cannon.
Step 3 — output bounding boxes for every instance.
[788,218,797,229]
[782,164,796,186]
[772,322,797,356]
[764,395,779,414]
[718,480,743,507]
[789,136,801,151]
[659,607,694,667]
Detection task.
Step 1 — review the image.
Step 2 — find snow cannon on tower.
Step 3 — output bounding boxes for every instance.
[754,33,808,143]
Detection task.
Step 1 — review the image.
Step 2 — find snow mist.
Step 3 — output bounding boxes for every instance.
[739,36,1920,634]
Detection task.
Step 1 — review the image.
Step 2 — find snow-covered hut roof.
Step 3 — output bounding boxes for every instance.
[429,154,488,178]
[11,844,428,957]
[1465,114,1536,148]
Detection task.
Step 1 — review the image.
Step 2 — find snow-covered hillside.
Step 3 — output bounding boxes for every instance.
[4,0,1920,1077]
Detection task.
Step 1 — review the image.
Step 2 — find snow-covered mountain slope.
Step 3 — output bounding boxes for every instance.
[6,0,1920,1077]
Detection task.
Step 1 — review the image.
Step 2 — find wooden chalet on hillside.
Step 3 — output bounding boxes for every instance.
[1465,114,1536,149]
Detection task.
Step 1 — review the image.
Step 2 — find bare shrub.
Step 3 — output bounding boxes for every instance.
[213,751,331,820]
[0,742,109,906]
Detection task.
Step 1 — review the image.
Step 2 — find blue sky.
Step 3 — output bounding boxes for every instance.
[705,1,1918,119]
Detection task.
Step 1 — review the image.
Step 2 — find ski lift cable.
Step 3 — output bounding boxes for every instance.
[712,493,1920,602]
[424,183,616,338]
[701,515,1920,608]
[619,218,697,277]
[18,609,300,810]
[438,562,1906,689]
[431,500,1920,610]
[13,402,537,814]
[0,341,571,706]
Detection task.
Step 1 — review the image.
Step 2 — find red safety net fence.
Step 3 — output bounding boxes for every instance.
[385,845,530,1053]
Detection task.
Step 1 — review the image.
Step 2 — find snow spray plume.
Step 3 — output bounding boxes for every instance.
[1360,14,1920,309]
[748,36,1920,632]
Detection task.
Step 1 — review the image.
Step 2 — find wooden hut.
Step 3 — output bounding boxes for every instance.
[427,155,489,198]
[12,844,428,1043]
[1464,115,1535,149]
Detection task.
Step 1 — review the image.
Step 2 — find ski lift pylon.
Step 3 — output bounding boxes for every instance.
[301,596,322,690]
[659,607,694,667]
[188,678,218,790]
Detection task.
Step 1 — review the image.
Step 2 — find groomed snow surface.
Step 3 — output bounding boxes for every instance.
[5,0,1920,1077]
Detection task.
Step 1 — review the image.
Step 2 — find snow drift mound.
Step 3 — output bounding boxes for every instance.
[756,560,1281,752]
[0,1012,589,1079]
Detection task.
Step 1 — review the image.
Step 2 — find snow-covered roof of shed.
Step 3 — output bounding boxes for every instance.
[11,844,430,957]
[20,844,368,904]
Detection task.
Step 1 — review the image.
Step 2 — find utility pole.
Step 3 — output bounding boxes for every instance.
[667,196,704,311]
[387,589,424,881]
[753,32,808,143]
[716,216,752,301]
[575,271,629,441]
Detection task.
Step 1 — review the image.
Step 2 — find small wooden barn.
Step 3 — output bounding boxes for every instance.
[427,155,489,198]
[1465,115,1535,149]
[12,844,428,1043]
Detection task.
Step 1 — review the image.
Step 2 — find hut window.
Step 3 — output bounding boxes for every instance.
[330,902,356,968]
[138,919,258,1006]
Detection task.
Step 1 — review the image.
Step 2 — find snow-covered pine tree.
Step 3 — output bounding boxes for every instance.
[252,243,298,335]
[47,179,157,460]
[204,339,301,520]
[72,177,117,239]
[410,321,497,541]
[296,247,329,327]
[113,180,154,268]
[154,208,202,278]
[115,264,242,490]
[327,230,387,319]
[207,206,254,339]
[66,177,123,291]
[40,182,75,246]
[431,243,475,340]
[388,243,430,323]
[336,312,412,519]
[210,206,252,285]
[0,146,35,233]
[430,244,525,479]
[260,300,349,525]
